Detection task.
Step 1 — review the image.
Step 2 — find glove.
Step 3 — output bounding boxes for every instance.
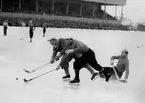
[65,49,74,55]
[55,65,61,70]
[55,53,62,61]
[110,60,114,65]
[50,58,55,64]
[57,53,62,57]
[55,56,60,61]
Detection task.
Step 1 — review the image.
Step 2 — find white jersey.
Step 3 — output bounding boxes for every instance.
[3,22,8,27]
[3,22,8,26]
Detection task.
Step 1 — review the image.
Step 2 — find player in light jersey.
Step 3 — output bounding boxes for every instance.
[101,49,129,82]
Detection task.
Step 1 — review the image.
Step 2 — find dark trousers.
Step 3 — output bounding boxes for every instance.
[102,67,123,78]
[73,49,102,80]
[29,31,33,38]
[43,28,46,34]
[60,54,72,75]
[4,27,7,36]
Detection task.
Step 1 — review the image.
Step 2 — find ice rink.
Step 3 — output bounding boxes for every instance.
[0,26,145,103]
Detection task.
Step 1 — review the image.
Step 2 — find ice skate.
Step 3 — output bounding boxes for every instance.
[69,78,80,86]
[99,73,105,78]
[62,74,70,81]
[105,73,112,82]
[91,72,99,81]
[99,67,104,74]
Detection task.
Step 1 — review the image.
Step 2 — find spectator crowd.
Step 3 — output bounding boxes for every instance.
[0,16,132,31]
[0,0,145,31]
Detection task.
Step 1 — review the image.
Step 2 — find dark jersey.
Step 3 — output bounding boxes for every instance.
[52,38,68,59]
[42,23,47,29]
[29,23,35,32]
[3,22,8,29]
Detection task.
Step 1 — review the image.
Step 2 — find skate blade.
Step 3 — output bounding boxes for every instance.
[119,80,127,83]
[92,75,99,81]
[110,76,117,81]
[69,83,80,86]
[63,78,70,81]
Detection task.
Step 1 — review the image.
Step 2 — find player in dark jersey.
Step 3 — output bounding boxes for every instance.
[48,38,98,81]
[28,20,35,42]
[3,21,8,36]
[42,23,47,37]
[64,38,105,84]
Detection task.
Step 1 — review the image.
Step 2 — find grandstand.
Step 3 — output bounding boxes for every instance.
[0,0,128,30]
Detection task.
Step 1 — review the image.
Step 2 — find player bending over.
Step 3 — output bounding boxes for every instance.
[48,38,98,81]
[62,38,105,84]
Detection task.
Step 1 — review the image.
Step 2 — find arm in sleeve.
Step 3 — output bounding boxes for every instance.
[51,47,58,59]
[59,54,69,66]
[59,40,68,56]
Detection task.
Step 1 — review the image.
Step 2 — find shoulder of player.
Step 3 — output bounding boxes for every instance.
[122,57,129,64]
[125,57,129,63]
[71,39,80,44]
[57,39,66,48]
[58,38,66,44]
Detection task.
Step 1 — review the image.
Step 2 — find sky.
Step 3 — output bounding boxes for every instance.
[105,0,145,23]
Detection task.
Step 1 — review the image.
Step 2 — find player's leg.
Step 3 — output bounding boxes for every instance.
[60,55,73,79]
[29,31,33,42]
[81,49,103,72]
[4,27,7,36]
[43,28,46,37]
[73,53,99,80]
[100,67,114,81]
[85,64,99,80]
[69,57,86,84]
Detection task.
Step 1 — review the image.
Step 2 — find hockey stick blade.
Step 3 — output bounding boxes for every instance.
[23,69,31,73]
[137,45,144,48]
[23,69,56,83]
[23,78,29,82]
[23,78,32,83]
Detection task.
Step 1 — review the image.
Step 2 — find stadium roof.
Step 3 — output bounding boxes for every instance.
[43,0,127,6]
[80,0,127,5]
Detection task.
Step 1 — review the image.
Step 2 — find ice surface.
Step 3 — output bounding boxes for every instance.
[0,26,145,103]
